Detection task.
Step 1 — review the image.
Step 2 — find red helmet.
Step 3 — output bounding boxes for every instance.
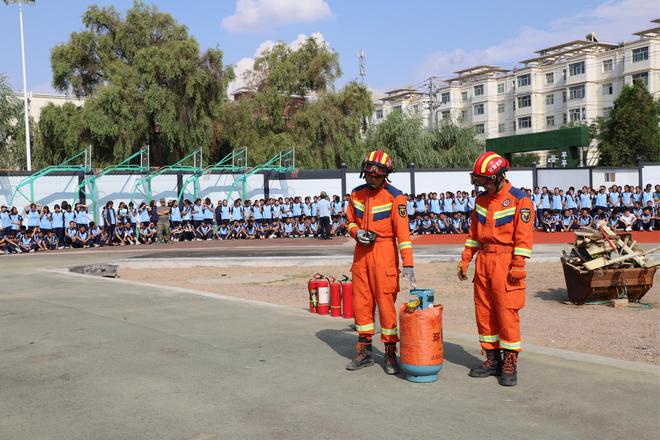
[471,151,509,185]
[361,149,394,176]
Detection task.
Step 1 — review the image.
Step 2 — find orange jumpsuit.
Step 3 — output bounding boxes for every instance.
[461,180,534,352]
[347,183,413,343]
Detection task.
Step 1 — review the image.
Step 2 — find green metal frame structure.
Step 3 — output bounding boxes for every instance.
[227,148,295,201]
[78,146,150,223]
[177,147,248,202]
[10,146,92,206]
[131,148,203,202]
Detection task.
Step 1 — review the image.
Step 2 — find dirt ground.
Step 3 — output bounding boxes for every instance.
[120,262,659,365]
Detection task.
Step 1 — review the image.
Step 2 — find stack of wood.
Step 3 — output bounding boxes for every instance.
[561,221,659,271]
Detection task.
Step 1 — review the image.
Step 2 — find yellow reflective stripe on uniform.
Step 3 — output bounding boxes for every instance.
[475,204,488,217]
[479,334,499,343]
[399,241,412,250]
[352,200,365,210]
[381,327,398,336]
[514,247,532,257]
[371,203,393,213]
[493,207,516,219]
[500,340,521,350]
[355,323,375,332]
[348,222,359,231]
[465,239,480,248]
[480,153,500,173]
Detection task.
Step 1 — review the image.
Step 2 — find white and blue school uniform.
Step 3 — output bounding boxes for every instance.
[220,205,231,222]
[454,197,467,213]
[170,206,181,224]
[452,217,463,232]
[45,234,58,249]
[232,223,243,236]
[233,206,244,221]
[124,226,135,237]
[307,222,318,236]
[66,226,78,242]
[633,206,643,218]
[181,206,191,223]
[642,191,654,206]
[39,213,52,231]
[435,218,447,233]
[217,225,229,238]
[262,204,272,222]
[541,193,551,211]
[311,202,319,217]
[420,218,433,233]
[26,209,40,228]
[429,198,441,215]
[443,198,453,214]
[117,208,129,224]
[253,206,263,222]
[561,215,573,229]
[9,214,22,231]
[302,203,311,217]
[103,207,116,228]
[640,212,653,229]
[406,200,415,216]
[468,196,476,213]
[608,191,620,208]
[293,202,303,217]
[245,224,257,236]
[52,210,64,229]
[20,234,34,249]
[551,194,563,211]
[64,209,76,227]
[330,201,342,216]
[203,205,215,223]
[608,215,619,228]
[191,204,204,223]
[243,206,253,220]
[595,192,608,209]
[139,208,150,224]
[296,222,306,236]
[415,199,426,214]
[76,209,90,227]
[633,192,642,204]
[565,194,578,210]
[272,204,281,220]
[408,218,418,233]
[621,191,633,207]
[198,224,211,238]
[578,214,592,227]
[579,193,592,210]
[0,211,10,235]
[76,230,89,245]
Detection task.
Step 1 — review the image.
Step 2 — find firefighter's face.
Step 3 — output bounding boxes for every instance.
[365,173,385,189]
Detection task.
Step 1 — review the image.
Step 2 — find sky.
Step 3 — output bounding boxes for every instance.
[0,0,657,97]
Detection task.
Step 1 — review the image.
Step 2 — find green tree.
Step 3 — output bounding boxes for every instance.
[597,81,660,166]
[50,1,234,166]
[37,103,88,167]
[0,74,22,169]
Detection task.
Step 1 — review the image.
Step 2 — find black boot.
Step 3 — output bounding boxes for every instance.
[384,343,399,375]
[498,350,518,386]
[468,349,502,378]
[346,337,374,371]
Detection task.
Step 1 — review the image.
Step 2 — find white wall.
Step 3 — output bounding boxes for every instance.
[0,174,79,208]
[269,178,342,199]
[537,169,589,190]
[346,171,411,194]
[592,168,639,188]
[641,164,660,188]
[415,171,472,194]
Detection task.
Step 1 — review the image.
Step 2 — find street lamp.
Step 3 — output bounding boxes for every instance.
[4,0,35,171]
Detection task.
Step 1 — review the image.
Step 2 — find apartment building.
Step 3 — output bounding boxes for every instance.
[371,19,659,142]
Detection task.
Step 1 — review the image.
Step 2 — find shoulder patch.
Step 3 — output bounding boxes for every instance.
[508,186,528,201]
[351,183,368,194]
[383,184,403,198]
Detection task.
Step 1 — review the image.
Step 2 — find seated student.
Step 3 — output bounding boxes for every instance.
[123,223,138,245]
[33,230,48,252]
[244,219,259,239]
[577,209,593,228]
[419,213,434,235]
[330,215,345,237]
[89,222,102,247]
[449,212,463,234]
[560,209,576,232]
[195,220,213,240]
[617,208,637,232]
[551,210,562,231]
[541,211,556,232]
[3,232,21,254]
[180,222,194,241]
[114,222,128,245]
[638,207,654,231]
[139,223,155,244]
[433,213,449,234]
[65,221,78,248]
[43,230,59,251]
[307,217,319,238]
[0,234,7,254]
[607,208,620,230]
[269,219,282,238]
[632,201,643,219]
[294,218,307,238]
[18,230,35,253]
[408,216,419,235]
[73,225,93,248]
[97,229,111,246]
[229,220,244,240]
[214,221,229,240]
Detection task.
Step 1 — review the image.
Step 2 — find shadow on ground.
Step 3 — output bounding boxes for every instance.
[535,288,569,303]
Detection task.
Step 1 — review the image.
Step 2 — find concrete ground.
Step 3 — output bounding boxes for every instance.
[0,246,658,440]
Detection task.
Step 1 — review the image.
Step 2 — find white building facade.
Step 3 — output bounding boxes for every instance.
[371,20,659,142]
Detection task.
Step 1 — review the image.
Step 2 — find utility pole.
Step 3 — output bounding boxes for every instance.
[358,49,366,84]
[428,76,434,129]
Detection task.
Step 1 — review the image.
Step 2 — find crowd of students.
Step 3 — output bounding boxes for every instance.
[0,183,657,254]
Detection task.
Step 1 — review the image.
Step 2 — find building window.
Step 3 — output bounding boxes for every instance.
[442,110,450,120]
[461,91,468,102]
[603,59,613,72]
[474,124,485,134]
[497,83,505,94]
[562,90,567,103]
[563,113,567,124]
[562,69,567,80]
[604,172,616,182]
[512,121,517,132]
[546,72,554,84]
[393,105,402,112]
[546,115,555,127]
[460,110,467,119]
[473,103,484,115]
[569,61,585,76]
[569,85,585,100]
[569,108,582,122]
[441,92,450,103]
[412,104,420,114]
[497,103,505,113]
[602,107,613,117]
[632,72,649,87]
[546,94,554,105]
[518,116,532,129]
[376,109,383,119]
[632,46,649,62]
[517,95,531,108]
[474,84,484,96]
[602,83,613,95]
[498,123,505,133]
[517,74,531,87]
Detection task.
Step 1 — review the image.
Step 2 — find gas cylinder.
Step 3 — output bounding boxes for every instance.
[340,276,354,319]
[399,288,443,383]
[329,278,342,317]
[307,274,328,314]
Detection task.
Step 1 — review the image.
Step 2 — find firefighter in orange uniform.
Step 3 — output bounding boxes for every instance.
[458,151,534,386]
[345,149,415,375]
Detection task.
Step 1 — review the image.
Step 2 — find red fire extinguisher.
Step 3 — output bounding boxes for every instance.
[308,274,330,315]
[340,275,354,319]
[329,277,342,317]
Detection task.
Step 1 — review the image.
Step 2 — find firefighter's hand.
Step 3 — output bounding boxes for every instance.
[457,260,468,281]
[356,230,372,245]
[402,266,416,288]
[508,256,526,282]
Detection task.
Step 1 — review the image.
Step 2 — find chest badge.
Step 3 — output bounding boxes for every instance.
[521,208,531,223]
[503,199,511,207]
[398,205,407,218]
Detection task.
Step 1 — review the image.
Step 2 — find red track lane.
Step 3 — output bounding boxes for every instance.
[412,231,660,245]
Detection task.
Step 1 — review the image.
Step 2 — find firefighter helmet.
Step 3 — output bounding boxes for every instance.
[361,149,394,177]
[470,152,509,186]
